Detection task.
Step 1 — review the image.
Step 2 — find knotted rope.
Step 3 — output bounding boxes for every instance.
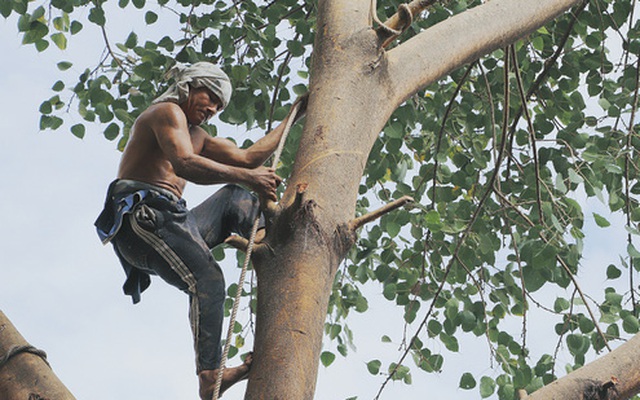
[212,100,302,400]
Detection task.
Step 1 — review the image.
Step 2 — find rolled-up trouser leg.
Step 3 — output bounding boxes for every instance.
[191,184,263,248]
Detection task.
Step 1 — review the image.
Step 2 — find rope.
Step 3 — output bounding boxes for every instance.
[0,345,49,370]
[212,100,302,400]
[370,0,413,36]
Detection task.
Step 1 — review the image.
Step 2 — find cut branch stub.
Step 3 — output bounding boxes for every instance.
[348,195,414,232]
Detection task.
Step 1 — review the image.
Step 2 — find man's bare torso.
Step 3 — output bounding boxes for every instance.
[117,102,206,197]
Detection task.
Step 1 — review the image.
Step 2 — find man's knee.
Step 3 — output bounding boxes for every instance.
[218,184,254,201]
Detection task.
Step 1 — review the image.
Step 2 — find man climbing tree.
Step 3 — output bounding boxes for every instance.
[94,61,305,399]
[1,0,640,399]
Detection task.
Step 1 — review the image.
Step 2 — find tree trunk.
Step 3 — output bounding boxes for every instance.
[244,0,584,399]
[0,311,75,400]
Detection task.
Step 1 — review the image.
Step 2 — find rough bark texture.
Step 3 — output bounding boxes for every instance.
[244,0,584,399]
[0,311,76,400]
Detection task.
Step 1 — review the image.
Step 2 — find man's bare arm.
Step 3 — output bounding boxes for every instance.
[200,95,308,168]
[150,103,281,199]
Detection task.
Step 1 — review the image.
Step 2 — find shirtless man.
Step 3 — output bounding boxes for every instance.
[95,62,304,398]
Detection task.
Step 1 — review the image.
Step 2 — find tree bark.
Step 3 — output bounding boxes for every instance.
[0,311,75,400]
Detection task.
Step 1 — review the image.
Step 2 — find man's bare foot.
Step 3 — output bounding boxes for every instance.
[198,354,253,399]
[224,229,266,251]
[254,228,266,243]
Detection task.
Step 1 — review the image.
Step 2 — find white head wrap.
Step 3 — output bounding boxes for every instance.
[152,62,233,108]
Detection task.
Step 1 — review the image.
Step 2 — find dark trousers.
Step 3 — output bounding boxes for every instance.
[112,184,260,372]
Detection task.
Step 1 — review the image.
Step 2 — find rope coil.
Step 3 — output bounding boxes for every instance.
[212,100,302,400]
[0,345,50,370]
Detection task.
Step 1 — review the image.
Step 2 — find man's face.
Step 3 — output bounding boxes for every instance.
[183,86,223,125]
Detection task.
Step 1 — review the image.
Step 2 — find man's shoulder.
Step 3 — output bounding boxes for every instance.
[143,101,182,117]
[136,101,186,129]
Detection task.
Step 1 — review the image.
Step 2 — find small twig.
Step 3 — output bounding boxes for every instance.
[100,25,130,77]
[510,45,543,222]
[267,40,297,132]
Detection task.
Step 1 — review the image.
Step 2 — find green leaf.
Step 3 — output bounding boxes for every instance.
[628,243,640,260]
[293,84,307,96]
[34,39,49,52]
[522,266,545,292]
[50,32,67,49]
[22,22,48,44]
[124,32,137,49]
[70,20,83,35]
[424,210,442,232]
[440,332,459,352]
[286,39,305,57]
[606,264,622,280]
[320,351,335,367]
[427,319,442,337]
[383,282,397,300]
[566,334,589,356]
[385,122,404,139]
[553,297,570,313]
[52,15,69,32]
[0,0,12,18]
[104,123,120,140]
[145,11,158,24]
[386,220,401,238]
[57,61,72,71]
[88,6,106,26]
[479,376,496,398]
[593,213,611,227]
[39,100,52,114]
[52,80,65,92]
[70,123,85,139]
[367,359,381,375]
[459,372,476,390]
[623,314,640,334]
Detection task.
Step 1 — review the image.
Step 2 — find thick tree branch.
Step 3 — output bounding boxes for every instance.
[385,0,581,107]
[0,311,75,399]
[525,333,640,399]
